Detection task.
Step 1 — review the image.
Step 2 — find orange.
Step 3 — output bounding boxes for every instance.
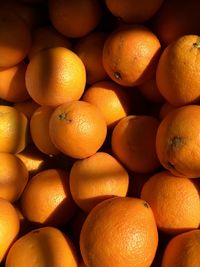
[112,115,160,173]
[5,226,79,267]
[25,47,86,107]
[156,105,200,178]
[141,170,200,235]
[13,99,40,120]
[80,197,158,267]
[28,25,71,59]
[159,102,176,120]
[49,0,102,38]
[74,31,108,84]
[156,35,200,107]
[20,169,77,226]
[49,100,107,159]
[69,152,129,212]
[105,0,164,23]
[0,61,30,103]
[138,77,165,103]
[102,24,161,87]
[16,145,49,177]
[152,0,200,47]
[162,230,200,267]
[30,106,60,155]
[0,153,28,203]
[0,105,29,154]
[0,8,31,68]
[162,229,200,267]
[82,80,131,128]
[0,198,19,263]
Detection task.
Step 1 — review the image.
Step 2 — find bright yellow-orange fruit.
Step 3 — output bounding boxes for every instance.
[20,169,77,226]
[25,47,86,107]
[5,227,79,267]
[70,152,129,212]
[82,80,131,128]
[0,105,29,154]
[141,170,200,235]
[0,198,20,263]
[49,101,107,159]
[80,197,158,267]
[0,153,28,202]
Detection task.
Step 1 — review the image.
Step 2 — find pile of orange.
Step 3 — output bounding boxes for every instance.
[0,0,200,266]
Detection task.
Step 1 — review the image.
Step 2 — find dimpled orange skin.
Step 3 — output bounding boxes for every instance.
[82,80,131,128]
[20,169,77,226]
[80,197,158,267]
[0,198,20,263]
[156,35,200,107]
[49,101,107,159]
[156,105,200,178]
[141,171,200,235]
[0,105,29,154]
[162,230,200,267]
[112,115,160,173]
[25,47,86,107]
[0,153,28,203]
[5,227,79,267]
[69,152,129,212]
[102,24,161,87]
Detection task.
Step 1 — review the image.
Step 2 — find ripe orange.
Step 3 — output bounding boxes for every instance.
[138,77,165,103]
[49,0,102,38]
[28,25,71,59]
[152,0,200,47]
[0,61,30,103]
[80,197,158,267]
[16,145,49,177]
[156,105,200,178]
[13,99,40,120]
[141,170,200,235]
[74,31,108,84]
[162,230,200,267]
[105,0,164,23]
[102,24,161,87]
[30,106,59,155]
[0,8,31,68]
[69,152,129,212]
[159,102,176,120]
[0,198,19,263]
[5,226,79,267]
[20,169,77,226]
[156,35,200,107]
[0,153,28,203]
[82,80,131,128]
[49,100,107,159]
[0,105,29,154]
[112,115,160,173]
[25,47,86,107]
